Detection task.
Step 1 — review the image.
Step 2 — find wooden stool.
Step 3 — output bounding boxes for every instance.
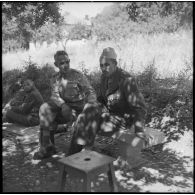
[57,150,118,192]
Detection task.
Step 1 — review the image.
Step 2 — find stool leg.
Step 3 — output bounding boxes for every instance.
[107,163,118,192]
[83,174,91,192]
[57,165,67,192]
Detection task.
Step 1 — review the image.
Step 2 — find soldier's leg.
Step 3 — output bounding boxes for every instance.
[98,113,126,136]
[27,114,40,126]
[132,109,151,145]
[33,102,58,159]
[5,110,31,126]
[55,103,76,133]
[68,104,101,155]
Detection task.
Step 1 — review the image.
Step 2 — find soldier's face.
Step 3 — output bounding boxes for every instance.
[23,80,33,92]
[55,55,70,73]
[100,58,116,76]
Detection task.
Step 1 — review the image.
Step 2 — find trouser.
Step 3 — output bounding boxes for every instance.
[68,107,146,155]
[38,100,83,150]
[5,109,39,127]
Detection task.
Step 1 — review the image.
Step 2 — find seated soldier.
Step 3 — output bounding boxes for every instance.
[33,50,98,159]
[3,76,24,109]
[67,47,150,156]
[3,79,44,127]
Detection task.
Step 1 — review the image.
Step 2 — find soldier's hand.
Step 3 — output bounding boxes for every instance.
[83,102,99,112]
[61,103,72,121]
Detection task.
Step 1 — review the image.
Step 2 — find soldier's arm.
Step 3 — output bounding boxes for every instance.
[79,74,97,104]
[50,76,65,107]
[33,90,44,106]
[18,94,38,114]
[123,77,147,114]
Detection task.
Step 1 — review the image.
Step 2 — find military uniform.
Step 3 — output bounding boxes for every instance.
[68,47,165,156]
[4,88,44,126]
[37,68,98,157]
[68,67,147,155]
[98,67,147,133]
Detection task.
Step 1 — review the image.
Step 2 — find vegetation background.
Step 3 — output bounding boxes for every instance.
[2,2,193,142]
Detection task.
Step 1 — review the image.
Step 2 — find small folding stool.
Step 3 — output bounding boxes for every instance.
[57,150,118,192]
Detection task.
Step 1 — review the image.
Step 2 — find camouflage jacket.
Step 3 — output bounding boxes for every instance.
[50,69,97,109]
[98,67,147,116]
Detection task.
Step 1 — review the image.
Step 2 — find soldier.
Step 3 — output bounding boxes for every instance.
[3,79,44,126]
[97,47,148,140]
[67,47,150,156]
[33,50,98,159]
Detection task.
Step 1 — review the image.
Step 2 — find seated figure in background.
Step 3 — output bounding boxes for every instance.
[3,79,44,127]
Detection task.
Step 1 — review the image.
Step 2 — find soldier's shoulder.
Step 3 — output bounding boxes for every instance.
[119,68,132,78]
[69,69,87,80]
[118,68,134,83]
[32,88,42,95]
[51,71,61,80]
[69,68,83,76]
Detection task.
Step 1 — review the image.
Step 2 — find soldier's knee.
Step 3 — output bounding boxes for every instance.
[39,103,50,114]
[39,103,55,127]
[134,120,145,134]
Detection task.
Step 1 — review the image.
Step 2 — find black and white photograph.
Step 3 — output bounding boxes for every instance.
[2,1,193,192]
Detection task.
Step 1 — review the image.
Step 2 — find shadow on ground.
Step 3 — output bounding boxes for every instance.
[3,123,193,192]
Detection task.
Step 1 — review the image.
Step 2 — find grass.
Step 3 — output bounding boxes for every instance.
[2,29,192,78]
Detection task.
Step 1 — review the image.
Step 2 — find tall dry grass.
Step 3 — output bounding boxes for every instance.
[2,29,192,78]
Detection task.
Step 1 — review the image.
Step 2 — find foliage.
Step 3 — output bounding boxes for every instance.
[79,61,101,93]
[125,2,193,26]
[136,61,193,142]
[57,22,92,50]
[69,23,92,40]
[35,20,92,50]
[2,2,62,51]
[92,4,131,43]
[3,2,192,52]
[92,2,193,42]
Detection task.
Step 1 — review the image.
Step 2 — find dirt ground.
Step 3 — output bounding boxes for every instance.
[3,123,193,192]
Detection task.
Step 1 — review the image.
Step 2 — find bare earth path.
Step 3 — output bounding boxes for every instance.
[3,123,193,192]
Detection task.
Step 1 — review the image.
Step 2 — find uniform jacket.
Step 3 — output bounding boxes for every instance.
[50,68,97,109]
[98,67,147,116]
[11,88,44,117]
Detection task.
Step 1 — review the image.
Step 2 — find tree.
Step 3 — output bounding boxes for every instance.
[124,2,193,27]
[55,21,92,50]
[2,2,62,51]
[92,3,131,45]
[69,23,92,40]
[91,1,193,43]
